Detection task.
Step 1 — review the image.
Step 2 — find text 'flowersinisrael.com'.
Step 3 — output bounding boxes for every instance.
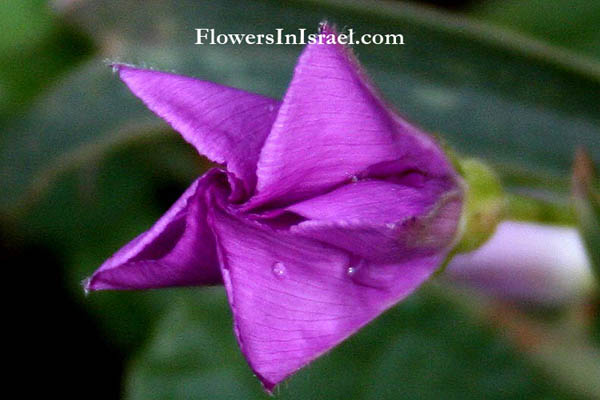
[195,28,405,46]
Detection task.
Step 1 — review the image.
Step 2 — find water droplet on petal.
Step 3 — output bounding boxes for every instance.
[386,222,396,229]
[347,257,367,279]
[272,262,286,278]
[350,175,359,183]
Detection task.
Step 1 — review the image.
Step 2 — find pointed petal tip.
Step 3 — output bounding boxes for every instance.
[258,376,277,395]
[317,19,338,35]
[82,271,123,293]
[105,61,129,75]
[81,277,91,295]
[80,269,152,292]
[111,63,139,78]
[81,275,106,295]
[111,64,124,75]
[81,273,109,293]
[318,20,335,35]
[107,62,147,79]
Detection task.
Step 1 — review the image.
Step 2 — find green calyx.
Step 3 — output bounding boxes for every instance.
[453,157,505,254]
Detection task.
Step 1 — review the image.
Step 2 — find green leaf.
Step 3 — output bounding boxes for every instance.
[0,1,54,54]
[126,288,572,400]
[3,0,600,217]
[472,0,600,60]
[125,289,264,400]
[0,0,94,122]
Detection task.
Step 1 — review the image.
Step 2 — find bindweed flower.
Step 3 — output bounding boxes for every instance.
[85,25,464,390]
[447,221,594,306]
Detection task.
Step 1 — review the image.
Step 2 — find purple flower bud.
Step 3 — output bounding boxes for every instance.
[85,25,463,390]
[447,221,593,306]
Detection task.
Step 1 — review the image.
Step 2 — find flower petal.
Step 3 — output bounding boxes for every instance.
[446,221,594,304]
[116,65,280,194]
[286,179,447,224]
[291,190,463,263]
[85,169,224,290]
[208,204,445,391]
[249,27,450,208]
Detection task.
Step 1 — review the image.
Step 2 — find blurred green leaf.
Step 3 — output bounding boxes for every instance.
[126,288,572,400]
[0,0,94,122]
[0,0,55,54]
[2,0,600,218]
[472,0,600,60]
[125,289,263,400]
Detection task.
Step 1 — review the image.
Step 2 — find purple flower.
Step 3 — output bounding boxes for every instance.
[446,221,594,305]
[86,26,463,390]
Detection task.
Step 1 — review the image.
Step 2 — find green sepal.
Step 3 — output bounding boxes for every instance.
[452,157,505,255]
